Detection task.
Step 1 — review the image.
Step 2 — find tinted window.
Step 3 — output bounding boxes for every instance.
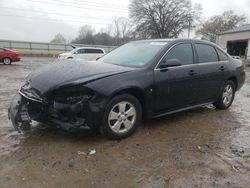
[217,49,228,61]
[85,49,104,54]
[195,44,218,63]
[77,49,85,54]
[162,43,194,65]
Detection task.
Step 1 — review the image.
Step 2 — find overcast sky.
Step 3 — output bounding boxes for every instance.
[0,0,249,42]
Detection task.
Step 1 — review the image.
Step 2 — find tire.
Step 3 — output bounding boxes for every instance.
[214,80,236,110]
[3,58,12,65]
[100,94,142,139]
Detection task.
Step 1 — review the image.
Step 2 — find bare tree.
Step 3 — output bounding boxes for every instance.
[196,10,246,42]
[73,25,95,44]
[50,33,67,44]
[129,0,199,39]
[112,17,133,45]
[113,18,121,45]
[93,32,114,46]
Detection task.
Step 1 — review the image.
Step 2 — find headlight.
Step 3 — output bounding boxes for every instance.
[53,86,94,104]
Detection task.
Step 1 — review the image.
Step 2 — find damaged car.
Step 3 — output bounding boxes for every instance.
[9,39,245,139]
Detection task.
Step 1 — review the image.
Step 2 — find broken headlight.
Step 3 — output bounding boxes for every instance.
[53,86,94,104]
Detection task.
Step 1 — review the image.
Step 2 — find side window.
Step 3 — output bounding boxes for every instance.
[85,49,104,54]
[162,43,194,66]
[96,49,104,54]
[195,44,218,63]
[217,49,229,61]
[77,49,85,54]
[85,49,94,54]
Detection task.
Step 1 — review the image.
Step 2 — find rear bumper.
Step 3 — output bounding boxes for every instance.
[8,93,93,132]
[237,71,246,91]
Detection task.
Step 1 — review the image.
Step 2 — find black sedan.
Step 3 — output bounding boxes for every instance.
[9,39,245,139]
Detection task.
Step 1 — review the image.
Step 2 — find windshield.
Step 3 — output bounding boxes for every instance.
[99,41,168,67]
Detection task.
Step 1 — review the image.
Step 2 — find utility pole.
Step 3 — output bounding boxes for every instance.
[188,20,191,39]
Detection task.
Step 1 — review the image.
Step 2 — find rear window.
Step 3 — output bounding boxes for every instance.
[85,49,104,54]
[217,49,228,61]
[195,44,218,63]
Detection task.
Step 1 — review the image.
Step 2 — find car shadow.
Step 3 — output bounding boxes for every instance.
[17,105,217,142]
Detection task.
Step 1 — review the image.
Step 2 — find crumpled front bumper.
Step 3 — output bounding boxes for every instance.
[8,93,94,132]
[8,94,31,132]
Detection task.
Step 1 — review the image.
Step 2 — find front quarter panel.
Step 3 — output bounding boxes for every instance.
[85,69,155,119]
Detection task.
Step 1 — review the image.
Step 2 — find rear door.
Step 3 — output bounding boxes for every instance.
[154,43,200,113]
[194,43,230,103]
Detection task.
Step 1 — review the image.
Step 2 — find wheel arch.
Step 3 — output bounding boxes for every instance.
[2,57,12,63]
[1,56,12,62]
[109,87,149,119]
[227,76,238,90]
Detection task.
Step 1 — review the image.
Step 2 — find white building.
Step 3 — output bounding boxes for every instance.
[216,24,250,59]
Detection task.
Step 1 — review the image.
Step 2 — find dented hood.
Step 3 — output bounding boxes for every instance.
[27,61,134,95]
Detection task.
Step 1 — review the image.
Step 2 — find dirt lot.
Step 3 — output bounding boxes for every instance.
[0,57,250,188]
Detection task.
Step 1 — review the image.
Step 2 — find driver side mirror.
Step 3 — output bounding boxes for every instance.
[159,59,182,69]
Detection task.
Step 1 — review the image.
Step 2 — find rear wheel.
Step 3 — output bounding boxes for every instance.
[214,80,235,109]
[100,94,142,139]
[3,58,12,65]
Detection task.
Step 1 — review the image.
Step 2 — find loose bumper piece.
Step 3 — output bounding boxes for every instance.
[8,94,31,132]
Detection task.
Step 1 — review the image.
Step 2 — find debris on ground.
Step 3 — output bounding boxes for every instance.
[197,146,206,153]
[77,151,87,155]
[88,149,96,155]
[77,149,96,156]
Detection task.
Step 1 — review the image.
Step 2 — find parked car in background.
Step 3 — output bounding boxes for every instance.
[245,59,250,67]
[58,47,105,61]
[0,48,20,65]
[9,39,245,139]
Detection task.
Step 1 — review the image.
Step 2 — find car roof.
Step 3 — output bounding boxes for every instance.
[132,38,217,46]
[76,47,105,50]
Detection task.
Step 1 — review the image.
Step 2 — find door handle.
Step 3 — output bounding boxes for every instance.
[219,66,225,71]
[189,70,198,76]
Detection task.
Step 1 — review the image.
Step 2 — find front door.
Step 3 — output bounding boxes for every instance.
[154,43,200,114]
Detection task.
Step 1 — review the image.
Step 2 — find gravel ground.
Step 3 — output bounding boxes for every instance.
[0,57,250,188]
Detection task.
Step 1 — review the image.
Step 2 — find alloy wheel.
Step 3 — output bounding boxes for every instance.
[3,58,11,65]
[222,84,233,106]
[108,101,136,134]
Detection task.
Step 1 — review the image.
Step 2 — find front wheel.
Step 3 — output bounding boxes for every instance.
[100,94,142,139]
[214,80,235,109]
[3,58,12,65]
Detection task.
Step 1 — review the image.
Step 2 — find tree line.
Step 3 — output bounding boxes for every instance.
[51,0,247,46]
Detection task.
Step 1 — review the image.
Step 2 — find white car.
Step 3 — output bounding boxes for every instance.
[245,58,250,67]
[58,47,105,61]
[231,56,240,60]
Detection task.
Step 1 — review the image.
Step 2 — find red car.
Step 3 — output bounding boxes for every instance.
[0,48,20,65]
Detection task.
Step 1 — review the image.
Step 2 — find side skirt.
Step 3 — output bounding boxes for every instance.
[153,102,213,119]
